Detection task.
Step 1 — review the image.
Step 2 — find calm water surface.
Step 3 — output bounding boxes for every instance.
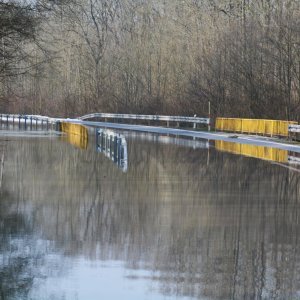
[0,129,300,300]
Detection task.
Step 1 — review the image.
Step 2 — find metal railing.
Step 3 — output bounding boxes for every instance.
[79,113,210,128]
[0,113,57,129]
[216,117,298,137]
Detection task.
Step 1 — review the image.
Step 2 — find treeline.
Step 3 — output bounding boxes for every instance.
[0,0,299,120]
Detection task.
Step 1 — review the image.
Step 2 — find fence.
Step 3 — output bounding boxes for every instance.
[215,118,298,137]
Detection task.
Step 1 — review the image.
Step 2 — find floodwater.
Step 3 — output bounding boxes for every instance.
[0,128,300,300]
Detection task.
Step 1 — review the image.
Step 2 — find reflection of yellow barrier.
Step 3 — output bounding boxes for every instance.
[60,122,88,149]
[215,118,297,137]
[215,140,288,163]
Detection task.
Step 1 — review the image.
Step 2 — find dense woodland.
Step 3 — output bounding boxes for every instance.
[0,0,299,120]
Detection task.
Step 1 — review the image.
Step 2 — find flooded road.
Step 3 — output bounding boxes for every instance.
[0,129,300,299]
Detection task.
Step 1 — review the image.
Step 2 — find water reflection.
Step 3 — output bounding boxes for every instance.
[126,132,210,150]
[0,135,300,299]
[215,140,288,163]
[96,129,128,172]
[60,122,88,150]
[61,132,88,150]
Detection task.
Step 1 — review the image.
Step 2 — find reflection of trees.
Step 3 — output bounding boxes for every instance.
[0,191,34,300]
[2,136,300,299]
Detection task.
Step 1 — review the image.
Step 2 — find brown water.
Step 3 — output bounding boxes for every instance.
[0,130,300,300]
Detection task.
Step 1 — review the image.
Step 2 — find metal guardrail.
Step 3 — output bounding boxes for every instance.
[0,114,57,123]
[0,113,57,129]
[288,124,300,133]
[79,113,210,127]
[216,117,298,137]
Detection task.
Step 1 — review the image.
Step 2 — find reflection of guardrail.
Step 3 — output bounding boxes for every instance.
[289,124,300,133]
[79,113,210,129]
[288,156,300,164]
[216,118,297,137]
[59,122,88,149]
[126,132,210,149]
[215,140,288,163]
[96,129,128,172]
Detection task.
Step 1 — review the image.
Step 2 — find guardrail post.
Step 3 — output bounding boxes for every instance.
[114,136,118,162]
[30,116,32,130]
[6,114,8,126]
[18,115,21,128]
[208,101,211,131]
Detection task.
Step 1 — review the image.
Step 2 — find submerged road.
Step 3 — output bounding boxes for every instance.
[61,119,300,153]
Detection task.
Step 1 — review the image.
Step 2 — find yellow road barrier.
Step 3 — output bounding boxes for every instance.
[60,122,88,149]
[215,140,288,163]
[215,118,297,137]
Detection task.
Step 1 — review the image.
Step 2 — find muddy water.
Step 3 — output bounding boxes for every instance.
[0,130,300,300]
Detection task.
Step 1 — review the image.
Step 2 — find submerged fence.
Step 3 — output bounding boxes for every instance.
[215,118,298,137]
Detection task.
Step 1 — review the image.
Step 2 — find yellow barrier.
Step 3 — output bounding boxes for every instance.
[60,122,88,149]
[215,140,288,163]
[215,118,297,137]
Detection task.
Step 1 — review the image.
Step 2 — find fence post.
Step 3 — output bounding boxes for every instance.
[208,101,211,131]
